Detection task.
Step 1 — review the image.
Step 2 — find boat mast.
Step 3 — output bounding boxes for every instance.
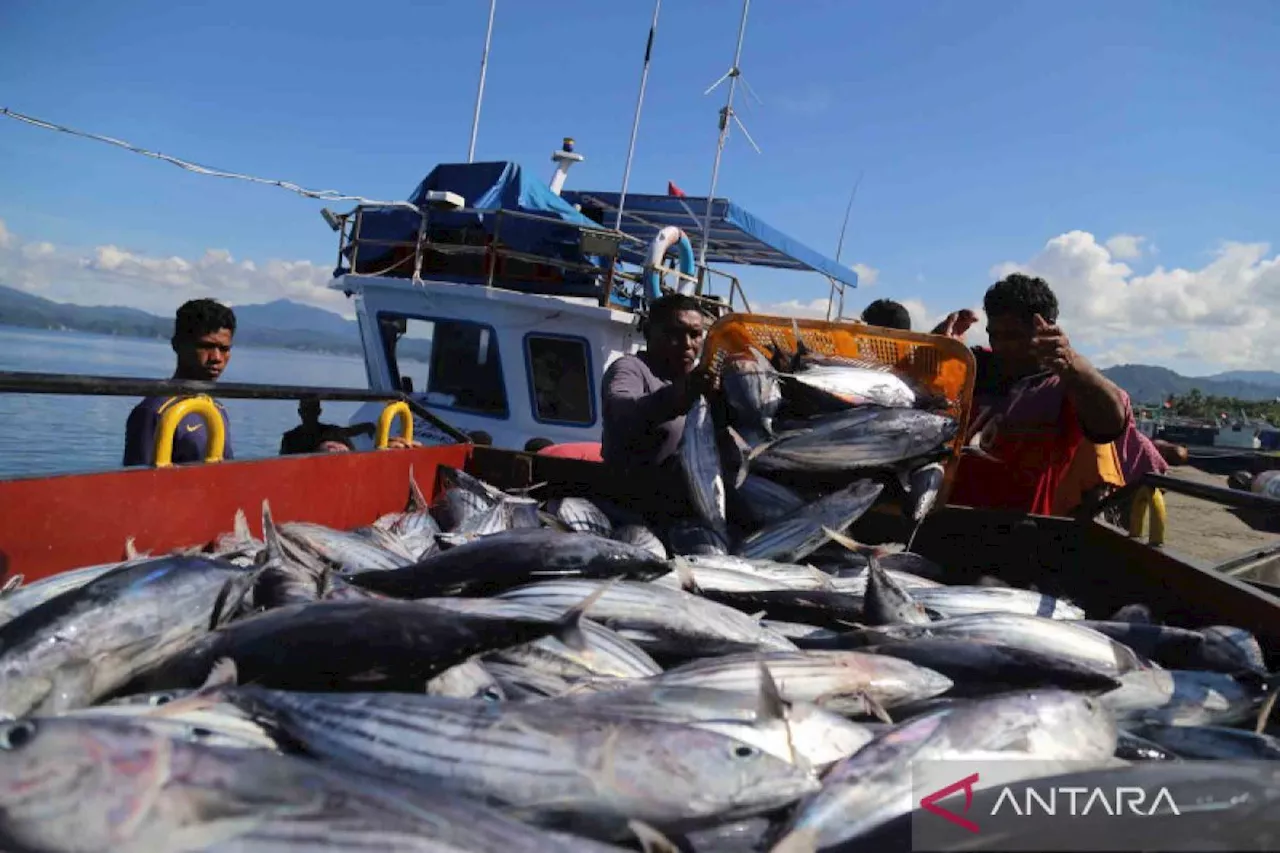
[614,0,664,230]
[467,0,498,163]
[697,0,761,270]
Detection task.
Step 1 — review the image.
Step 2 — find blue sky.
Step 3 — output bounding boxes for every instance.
[2,0,1278,374]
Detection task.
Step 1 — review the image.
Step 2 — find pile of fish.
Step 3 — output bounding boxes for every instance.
[0,445,1276,852]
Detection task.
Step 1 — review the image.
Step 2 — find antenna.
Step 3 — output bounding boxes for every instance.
[467,0,498,163]
[834,171,864,265]
[697,0,760,270]
[615,0,663,230]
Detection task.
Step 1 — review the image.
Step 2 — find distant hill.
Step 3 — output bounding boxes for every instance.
[0,284,431,360]
[1102,363,1280,404]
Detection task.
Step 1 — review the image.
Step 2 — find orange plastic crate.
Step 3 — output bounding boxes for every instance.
[701,313,977,508]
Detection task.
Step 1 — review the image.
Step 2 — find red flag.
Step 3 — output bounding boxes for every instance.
[667,181,687,198]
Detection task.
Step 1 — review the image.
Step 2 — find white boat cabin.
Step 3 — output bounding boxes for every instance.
[326,143,860,451]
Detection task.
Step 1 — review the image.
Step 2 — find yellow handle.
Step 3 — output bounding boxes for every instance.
[375,401,413,449]
[1127,485,1167,547]
[153,395,225,468]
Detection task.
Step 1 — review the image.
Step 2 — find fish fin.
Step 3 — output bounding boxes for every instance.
[507,481,548,497]
[672,557,700,593]
[407,465,428,512]
[861,691,894,724]
[200,657,239,690]
[769,828,818,853]
[233,509,252,543]
[727,426,752,489]
[0,574,22,595]
[124,537,140,560]
[260,502,285,567]
[745,435,779,464]
[820,525,867,555]
[555,582,612,652]
[627,820,680,853]
[749,611,768,622]
[791,318,809,357]
[208,577,236,632]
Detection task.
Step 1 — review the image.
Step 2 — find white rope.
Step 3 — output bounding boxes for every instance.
[0,107,418,210]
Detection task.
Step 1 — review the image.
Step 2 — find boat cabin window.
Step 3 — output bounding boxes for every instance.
[379,314,508,418]
[525,334,594,426]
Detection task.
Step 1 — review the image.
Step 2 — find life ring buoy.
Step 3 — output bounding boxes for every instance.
[644,226,695,300]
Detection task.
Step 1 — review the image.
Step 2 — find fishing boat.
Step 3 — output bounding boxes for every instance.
[329,137,860,452]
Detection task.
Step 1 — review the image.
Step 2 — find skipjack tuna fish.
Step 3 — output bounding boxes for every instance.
[0,457,1273,852]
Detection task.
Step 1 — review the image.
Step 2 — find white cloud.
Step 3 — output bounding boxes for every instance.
[753,297,832,320]
[1104,233,1146,260]
[851,262,879,286]
[0,218,346,317]
[992,230,1280,371]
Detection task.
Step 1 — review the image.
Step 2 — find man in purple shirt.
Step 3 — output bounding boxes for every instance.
[601,294,718,518]
[123,299,236,467]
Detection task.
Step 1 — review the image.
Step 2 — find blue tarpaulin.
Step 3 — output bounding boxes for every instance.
[561,191,859,289]
[345,162,604,296]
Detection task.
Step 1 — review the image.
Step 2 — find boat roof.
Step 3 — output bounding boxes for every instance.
[562,190,860,289]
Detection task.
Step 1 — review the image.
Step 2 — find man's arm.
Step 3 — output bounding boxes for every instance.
[1032,315,1129,442]
[603,359,699,429]
[122,405,157,467]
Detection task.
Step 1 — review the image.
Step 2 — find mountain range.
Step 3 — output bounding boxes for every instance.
[0,284,432,360]
[1099,364,1280,404]
[3,283,1278,402]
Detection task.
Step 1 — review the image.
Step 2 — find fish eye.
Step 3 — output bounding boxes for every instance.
[148,693,177,707]
[480,687,503,702]
[0,720,36,750]
[189,727,215,740]
[730,743,759,760]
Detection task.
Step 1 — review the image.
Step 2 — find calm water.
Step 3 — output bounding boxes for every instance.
[0,326,375,479]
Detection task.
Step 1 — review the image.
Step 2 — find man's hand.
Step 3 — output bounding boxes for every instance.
[383,436,420,450]
[687,356,723,401]
[931,309,979,340]
[1031,314,1080,376]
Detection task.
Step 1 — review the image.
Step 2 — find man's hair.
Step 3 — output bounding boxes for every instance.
[984,274,1059,324]
[647,294,704,331]
[524,437,555,453]
[174,299,236,343]
[468,430,494,446]
[861,299,912,331]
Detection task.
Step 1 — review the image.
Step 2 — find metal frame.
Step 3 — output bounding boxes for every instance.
[373,310,511,422]
[0,370,469,443]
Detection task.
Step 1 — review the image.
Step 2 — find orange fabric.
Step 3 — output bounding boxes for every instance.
[1051,439,1125,516]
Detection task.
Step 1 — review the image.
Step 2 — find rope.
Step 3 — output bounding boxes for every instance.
[0,107,418,210]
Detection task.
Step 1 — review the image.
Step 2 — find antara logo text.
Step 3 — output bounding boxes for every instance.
[920,773,1182,833]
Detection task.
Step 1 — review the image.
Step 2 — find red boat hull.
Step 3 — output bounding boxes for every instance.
[0,446,471,583]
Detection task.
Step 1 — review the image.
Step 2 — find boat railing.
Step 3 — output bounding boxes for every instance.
[0,370,472,448]
[329,204,749,315]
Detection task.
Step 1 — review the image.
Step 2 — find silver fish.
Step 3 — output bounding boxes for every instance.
[426,658,505,702]
[1199,625,1267,674]
[647,650,953,717]
[653,565,794,594]
[423,598,662,680]
[680,395,729,538]
[761,620,840,642]
[611,524,668,559]
[497,580,797,656]
[483,661,579,699]
[773,690,1118,851]
[907,460,945,523]
[0,555,255,718]
[1101,669,1260,726]
[0,560,141,628]
[736,480,884,562]
[863,554,930,625]
[455,495,541,537]
[681,555,835,590]
[783,360,918,410]
[432,465,509,531]
[57,703,277,751]
[852,613,1143,678]
[666,519,731,557]
[1128,722,1280,760]
[910,585,1085,620]
[224,687,820,838]
[730,474,807,527]
[722,348,783,444]
[750,408,958,476]
[279,521,415,572]
[0,715,628,853]
[863,638,1124,694]
[547,497,614,537]
[565,682,875,770]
